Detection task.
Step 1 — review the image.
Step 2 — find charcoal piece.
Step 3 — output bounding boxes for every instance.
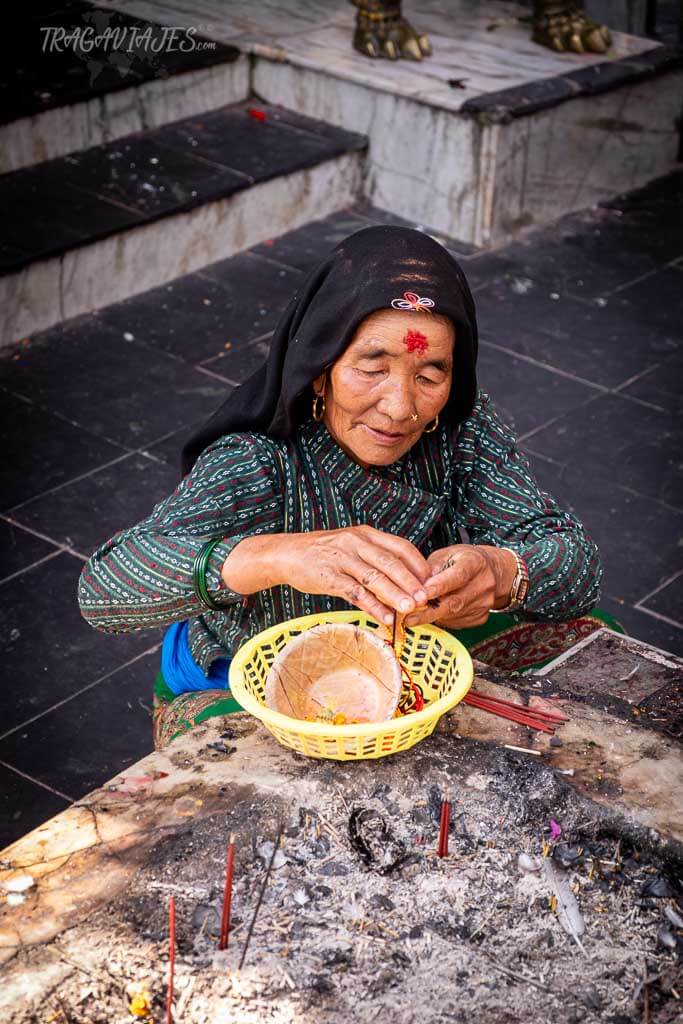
[552,843,585,868]
[320,947,354,967]
[664,905,683,929]
[579,985,602,1011]
[657,926,677,950]
[410,807,431,826]
[317,860,350,877]
[307,974,335,996]
[348,806,407,874]
[370,893,395,911]
[427,784,443,823]
[306,833,331,858]
[206,740,236,755]
[641,876,674,898]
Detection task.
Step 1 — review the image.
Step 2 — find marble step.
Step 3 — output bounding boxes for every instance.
[90,0,683,248]
[0,101,367,349]
[2,3,249,174]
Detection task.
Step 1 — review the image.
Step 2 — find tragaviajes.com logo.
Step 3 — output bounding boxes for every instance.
[40,10,216,85]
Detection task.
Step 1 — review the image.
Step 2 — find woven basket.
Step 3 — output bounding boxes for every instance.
[229,610,473,761]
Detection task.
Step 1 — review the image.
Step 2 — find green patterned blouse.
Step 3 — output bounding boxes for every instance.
[79,391,601,672]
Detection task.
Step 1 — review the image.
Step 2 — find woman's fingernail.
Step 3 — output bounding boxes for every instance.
[414,589,427,603]
[399,598,412,612]
[384,613,394,625]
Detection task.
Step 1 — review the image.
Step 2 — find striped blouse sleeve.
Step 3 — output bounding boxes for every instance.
[78,433,284,633]
[452,393,602,620]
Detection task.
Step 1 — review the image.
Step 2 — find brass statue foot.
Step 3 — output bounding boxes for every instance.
[351,0,432,61]
[533,0,611,53]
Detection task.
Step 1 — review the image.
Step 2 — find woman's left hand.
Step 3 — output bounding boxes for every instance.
[403,545,518,629]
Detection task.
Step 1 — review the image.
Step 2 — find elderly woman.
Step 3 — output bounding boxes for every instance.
[79,227,615,748]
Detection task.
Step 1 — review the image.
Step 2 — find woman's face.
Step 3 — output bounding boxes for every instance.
[313,308,454,468]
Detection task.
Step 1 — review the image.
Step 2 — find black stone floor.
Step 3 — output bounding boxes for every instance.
[7,3,241,126]
[0,102,365,274]
[1,175,682,848]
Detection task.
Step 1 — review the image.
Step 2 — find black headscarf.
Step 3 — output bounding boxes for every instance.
[182,225,478,475]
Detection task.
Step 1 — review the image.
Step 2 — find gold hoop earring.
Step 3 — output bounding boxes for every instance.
[312,394,326,421]
[423,413,439,433]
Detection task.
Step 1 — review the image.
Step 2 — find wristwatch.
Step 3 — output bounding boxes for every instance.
[496,549,529,614]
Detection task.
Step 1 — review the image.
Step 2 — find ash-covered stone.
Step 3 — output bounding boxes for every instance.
[5,653,683,1024]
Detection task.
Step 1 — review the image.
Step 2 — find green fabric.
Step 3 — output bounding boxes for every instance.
[154,669,242,716]
[82,397,603,675]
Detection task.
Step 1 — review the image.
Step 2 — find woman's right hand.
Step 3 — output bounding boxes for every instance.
[222,527,430,625]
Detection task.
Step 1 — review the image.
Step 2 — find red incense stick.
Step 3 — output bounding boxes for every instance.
[219,833,236,950]
[438,798,450,857]
[464,700,554,734]
[166,895,176,1024]
[466,691,568,722]
[463,694,558,734]
[463,691,568,728]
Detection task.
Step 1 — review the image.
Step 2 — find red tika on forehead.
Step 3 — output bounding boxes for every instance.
[404,329,429,354]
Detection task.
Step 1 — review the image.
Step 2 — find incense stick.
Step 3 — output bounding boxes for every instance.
[463,693,559,734]
[219,833,236,951]
[238,825,283,971]
[466,691,568,722]
[438,796,450,857]
[166,896,176,1024]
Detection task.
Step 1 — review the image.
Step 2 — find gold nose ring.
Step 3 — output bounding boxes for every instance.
[410,413,419,422]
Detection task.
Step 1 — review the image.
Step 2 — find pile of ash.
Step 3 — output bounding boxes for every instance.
[17,731,683,1024]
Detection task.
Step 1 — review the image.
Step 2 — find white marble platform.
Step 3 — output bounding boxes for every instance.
[0,57,250,175]
[92,0,682,246]
[0,151,363,348]
[94,0,656,109]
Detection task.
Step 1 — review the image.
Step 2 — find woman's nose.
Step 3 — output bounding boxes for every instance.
[377,378,416,421]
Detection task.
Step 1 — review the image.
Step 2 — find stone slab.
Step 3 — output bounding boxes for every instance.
[0,57,250,174]
[257,60,682,246]
[94,0,660,109]
[537,627,683,697]
[0,151,363,348]
[38,0,683,246]
[0,648,681,1021]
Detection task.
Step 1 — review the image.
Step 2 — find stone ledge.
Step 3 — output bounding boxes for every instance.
[461,44,683,122]
[0,151,365,348]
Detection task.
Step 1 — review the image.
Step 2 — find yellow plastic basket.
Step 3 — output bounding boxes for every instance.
[229,610,473,761]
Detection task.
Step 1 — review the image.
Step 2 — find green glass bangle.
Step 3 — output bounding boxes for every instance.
[192,537,225,611]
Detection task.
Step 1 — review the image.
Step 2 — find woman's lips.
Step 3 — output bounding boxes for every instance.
[363,424,406,445]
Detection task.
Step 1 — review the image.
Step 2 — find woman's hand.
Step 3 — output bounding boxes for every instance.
[403,545,518,629]
[222,527,431,625]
